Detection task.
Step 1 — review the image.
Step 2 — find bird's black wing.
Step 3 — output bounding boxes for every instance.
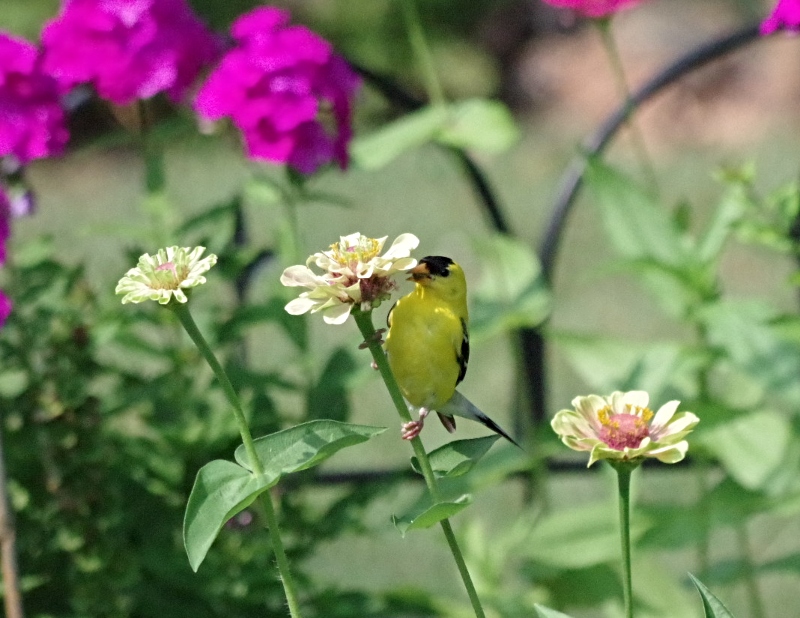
[456,317,469,385]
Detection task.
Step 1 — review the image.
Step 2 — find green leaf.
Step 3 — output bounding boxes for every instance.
[471,234,551,341]
[350,106,448,170]
[696,179,746,263]
[584,157,688,267]
[435,98,519,154]
[234,420,387,474]
[0,369,29,398]
[183,459,273,572]
[410,436,500,478]
[533,605,575,618]
[700,300,800,400]
[698,409,791,490]
[306,348,358,422]
[392,495,472,536]
[688,573,736,618]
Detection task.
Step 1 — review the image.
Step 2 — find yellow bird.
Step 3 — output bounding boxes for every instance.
[384,256,519,446]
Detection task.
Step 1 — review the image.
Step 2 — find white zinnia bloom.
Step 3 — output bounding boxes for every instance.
[115,246,218,305]
[280,232,419,324]
[551,390,699,467]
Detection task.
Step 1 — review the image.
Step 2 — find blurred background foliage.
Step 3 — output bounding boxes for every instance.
[4,0,800,616]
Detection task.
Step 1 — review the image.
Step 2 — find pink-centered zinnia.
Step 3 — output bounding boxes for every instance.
[41,0,219,105]
[541,0,644,18]
[551,390,699,467]
[760,0,800,35]
[0,32,68,164]
[194,6,361,175]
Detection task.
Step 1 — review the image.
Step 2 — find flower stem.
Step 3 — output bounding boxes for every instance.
[0,422,24,618]
[400,0,446,107]
[737,524,766,618]
[170,302,304,618]
[595,18,659,198]
[352,309,486,618]
[613,462,635,618]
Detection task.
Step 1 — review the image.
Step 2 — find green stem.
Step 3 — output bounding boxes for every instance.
[613,463,634,618]
[737,524,766,618]
[400,0,446,107]
[170,302,304,618]
[352,309,486,618]
[595,18,659,198]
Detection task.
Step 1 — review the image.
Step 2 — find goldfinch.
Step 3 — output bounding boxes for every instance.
[384,256,519,446]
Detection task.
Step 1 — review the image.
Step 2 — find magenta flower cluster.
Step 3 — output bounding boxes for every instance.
[194,7,361,175]
[0,33,68,164]
[541,0,645,18]
[761,0,800,34]
[41,0,220,105]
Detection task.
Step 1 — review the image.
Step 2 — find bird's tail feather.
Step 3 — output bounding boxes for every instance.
[440,391,521,448]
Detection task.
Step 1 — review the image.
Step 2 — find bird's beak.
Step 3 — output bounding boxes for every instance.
[407,262,431,283]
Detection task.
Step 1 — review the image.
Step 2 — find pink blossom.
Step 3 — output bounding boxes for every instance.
[0,33,68,164]
[194,7,360,175]
[541,0,644,18]
[0,291,10,327]
[761,0,800,35]
[41,0,220,105]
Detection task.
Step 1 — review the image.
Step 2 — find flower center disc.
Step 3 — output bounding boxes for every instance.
[599,412,650,450]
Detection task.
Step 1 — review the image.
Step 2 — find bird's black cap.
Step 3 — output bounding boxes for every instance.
[419,256,453,277]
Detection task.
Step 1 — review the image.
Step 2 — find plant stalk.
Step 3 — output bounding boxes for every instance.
[400,0,446,107]
[170,302,304,618]
[0,421,24,618]
[352,309,486,618]
[613,463,635,618]
[737,524,766,618]
[595,18,659,198]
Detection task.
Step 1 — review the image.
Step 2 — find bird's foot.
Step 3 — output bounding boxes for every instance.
[401,408,429,440]
[358,328,386,349]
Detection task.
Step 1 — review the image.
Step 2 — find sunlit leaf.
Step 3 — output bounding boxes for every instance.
[183,459,273,572]
[436,98,519,154]
[350,106,448,170]
[688,573,736,618]
[392,495,472,536]
[698,409,791,490]
[533,605,575,618]
[410,435,500,478]
[234,420,386,474]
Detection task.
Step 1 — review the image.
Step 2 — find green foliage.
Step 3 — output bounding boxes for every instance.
[533,605,576,618]
[411,435,500,478]
[689,573,736,618]
[392,494,472,536]
[350,99,518,169]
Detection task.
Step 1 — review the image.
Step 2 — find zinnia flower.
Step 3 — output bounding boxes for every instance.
[551,390,699,467]
[0,32,68,164]
[41,0,219,105]
[115,246,217,305]
[194,6,361,175]
[541,0,644,18]
[281,233,418,324]
[760,0,800,35]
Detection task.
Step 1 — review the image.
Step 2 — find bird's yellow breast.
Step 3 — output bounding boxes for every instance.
[384,288,465,410]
